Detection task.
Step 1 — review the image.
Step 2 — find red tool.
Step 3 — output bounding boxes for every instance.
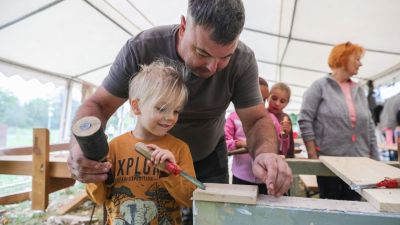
[350,177,400,190]
[135,142,206,190]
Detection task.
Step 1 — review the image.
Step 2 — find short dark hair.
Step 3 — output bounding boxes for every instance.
[188,0,245,45]
[258,77,268,87]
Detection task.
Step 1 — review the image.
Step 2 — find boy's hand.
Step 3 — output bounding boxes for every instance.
[146,144,176,165]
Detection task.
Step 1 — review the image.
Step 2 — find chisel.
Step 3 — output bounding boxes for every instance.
[135,142,206,190]
[227,147,248,156]
[350,177,400,190]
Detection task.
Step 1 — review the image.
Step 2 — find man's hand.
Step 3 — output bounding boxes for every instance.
[67,143,111,183]
[252,153,293,196]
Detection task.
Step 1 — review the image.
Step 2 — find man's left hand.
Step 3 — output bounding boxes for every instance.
[252,153,293,196]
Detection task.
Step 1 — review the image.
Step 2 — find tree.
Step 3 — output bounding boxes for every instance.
[0,89,22,126]
[23,99,49,128]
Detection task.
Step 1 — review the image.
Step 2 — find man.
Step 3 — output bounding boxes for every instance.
[68,0,292,197]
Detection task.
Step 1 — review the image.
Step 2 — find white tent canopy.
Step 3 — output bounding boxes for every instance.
[1,0,400,113]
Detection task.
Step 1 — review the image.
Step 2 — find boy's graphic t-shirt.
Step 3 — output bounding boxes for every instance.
[86,132,196,225]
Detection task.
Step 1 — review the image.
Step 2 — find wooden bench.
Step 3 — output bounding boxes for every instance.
[0,128,75,210]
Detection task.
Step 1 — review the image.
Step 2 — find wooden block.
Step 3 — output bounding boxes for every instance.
[192,183,258,205]
[57,192,89,215]
[299,175,318,192]
[320,156,400,213]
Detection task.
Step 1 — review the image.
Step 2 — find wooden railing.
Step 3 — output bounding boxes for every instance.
[0,128,75,210]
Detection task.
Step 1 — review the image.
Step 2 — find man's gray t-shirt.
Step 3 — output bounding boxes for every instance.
[103,25,261,161]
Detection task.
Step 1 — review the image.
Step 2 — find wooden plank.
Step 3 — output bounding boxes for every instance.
[31,128,50,211]
[57,192,88,215]
[0,153,71,178]
[0,191,30,204]
[193,183,258,205]
[0,156,32,175]
[0,146,32,155]
[299,175,319,193]
[193,195,400,225]
[320,156,400,213]
[0,143,69,156]
[50,143,70,152]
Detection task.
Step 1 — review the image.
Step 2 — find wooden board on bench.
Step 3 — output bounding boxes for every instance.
[193,183,258,205]
[320,156,400,213]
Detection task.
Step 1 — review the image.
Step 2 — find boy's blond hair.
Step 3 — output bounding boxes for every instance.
[270,82,291,101]
[129,60,188,113]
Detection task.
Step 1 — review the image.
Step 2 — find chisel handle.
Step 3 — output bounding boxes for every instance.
[377,178,400,188]
[135,142,179,175]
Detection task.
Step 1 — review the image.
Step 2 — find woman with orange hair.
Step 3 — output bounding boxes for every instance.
[299,42,379,201]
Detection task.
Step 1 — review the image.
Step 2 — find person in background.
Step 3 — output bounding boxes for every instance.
[86,61,196,225]
[372,105,385,153]
[299,41,379,201]
[267,82,295,158]
[224,77,290,194]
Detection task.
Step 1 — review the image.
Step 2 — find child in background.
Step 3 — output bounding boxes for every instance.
[86,60,196,225]
[268,82,294,158]
[224,77,290,194]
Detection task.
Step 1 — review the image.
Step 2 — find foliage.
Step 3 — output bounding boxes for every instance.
[23,99,49,128]
[0,88,80,130]
[0,89,21,126]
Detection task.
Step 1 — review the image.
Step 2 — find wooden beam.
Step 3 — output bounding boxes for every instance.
[31,128,50,211]
[193,195,400,225]
[49,161,72,178]
[0,191,30,204]
[0,153,71,178]
[0,146,32,155]
[0,143,69,156]
[48,178,75,194]
[0,155,32,175]
[50,143,70,152]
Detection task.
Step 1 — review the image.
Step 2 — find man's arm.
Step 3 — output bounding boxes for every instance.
[236,104,293,196]
[237,104,277,156]
[68,86,127,183]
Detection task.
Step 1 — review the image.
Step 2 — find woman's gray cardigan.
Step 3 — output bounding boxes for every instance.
[299,75,379,160]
